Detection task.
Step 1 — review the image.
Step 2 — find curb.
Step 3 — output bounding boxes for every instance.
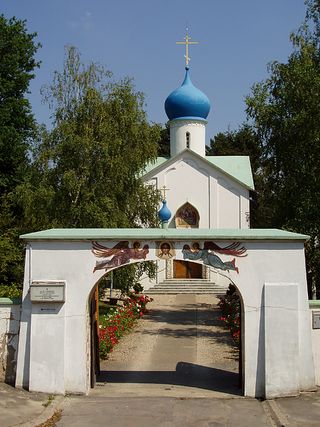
[262,399,289,427]
[16,395,65,427]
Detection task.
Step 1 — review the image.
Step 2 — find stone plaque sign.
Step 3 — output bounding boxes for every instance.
[30,281,65,303]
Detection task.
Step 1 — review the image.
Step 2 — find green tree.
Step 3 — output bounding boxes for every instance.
[246,0,320,298]
[18,47,161,294]
[0,15,40,287]
[0,15,40,197]
[20,46,161,230]
[158,123,170,157]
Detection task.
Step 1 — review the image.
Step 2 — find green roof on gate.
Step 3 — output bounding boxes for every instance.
[20,228,309,241]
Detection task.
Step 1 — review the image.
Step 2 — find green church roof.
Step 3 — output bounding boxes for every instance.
[206,156,254,190]
[142,157,168,175]
[142,153,254,190]
[20,228,309,241]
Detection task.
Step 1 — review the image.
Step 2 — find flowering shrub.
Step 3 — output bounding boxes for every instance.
[98,294,153,359]
[127,293,153,316]
[217,285,241,346]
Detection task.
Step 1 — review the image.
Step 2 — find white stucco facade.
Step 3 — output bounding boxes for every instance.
[0,301,20,384]
[310,305,320,386]
[143,151,251,230]
[15,229,316,398]
[142,147,252,288]
[169,119,207,157]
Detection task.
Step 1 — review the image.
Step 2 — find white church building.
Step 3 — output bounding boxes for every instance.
[141,65,254,289]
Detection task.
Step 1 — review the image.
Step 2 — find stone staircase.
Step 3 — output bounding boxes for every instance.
[146,279,227,295]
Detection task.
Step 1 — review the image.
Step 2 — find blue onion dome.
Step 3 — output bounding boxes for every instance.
[158,200,171,222]
[164,67,211,121]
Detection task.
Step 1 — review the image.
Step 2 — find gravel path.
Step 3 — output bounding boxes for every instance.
[95,294,240,398]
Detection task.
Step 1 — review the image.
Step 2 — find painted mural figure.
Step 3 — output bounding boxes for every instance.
[182,241,247,274]
[92,241,149,272]
[175,203,199,228]
[156,241,175,259]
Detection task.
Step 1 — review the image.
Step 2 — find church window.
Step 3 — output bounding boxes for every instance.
[186,132,190,148]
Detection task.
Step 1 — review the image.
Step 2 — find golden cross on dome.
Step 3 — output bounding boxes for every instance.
[160,185,170,200]
[176,28,199,67]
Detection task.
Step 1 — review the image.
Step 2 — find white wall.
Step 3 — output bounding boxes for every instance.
[170,119,206,157]
[15,238,315,398]
[0,301,21,384]
[310,306,320,386]
[15,243,95,395]
[145,151,250,230]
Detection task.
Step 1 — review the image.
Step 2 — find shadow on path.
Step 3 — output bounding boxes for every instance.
[98,362,241,396]
[142,305,238,348]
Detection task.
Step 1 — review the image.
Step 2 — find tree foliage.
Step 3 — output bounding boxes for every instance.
[246,0,320,297]
[0,15,40,196]
[14,46,161,294]
[0,15,40,286]
[19,46,161,230]
[157,123,170,157]
[207,124,261,174]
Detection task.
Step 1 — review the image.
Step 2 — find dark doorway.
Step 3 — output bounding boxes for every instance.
[174,260,202,279]
[90,286,100,388]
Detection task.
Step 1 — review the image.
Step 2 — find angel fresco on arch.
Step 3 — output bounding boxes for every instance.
[92,241,149,273]
[182,241,247,274]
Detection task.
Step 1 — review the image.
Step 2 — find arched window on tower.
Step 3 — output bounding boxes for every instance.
[186,132,190,149]
[175,202,200,228]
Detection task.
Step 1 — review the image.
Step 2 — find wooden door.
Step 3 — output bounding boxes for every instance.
[188,262,202,278]
[174,260,188,278]
[174,261,202,279]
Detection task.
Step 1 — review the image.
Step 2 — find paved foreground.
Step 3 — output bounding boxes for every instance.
[0,294,320,426]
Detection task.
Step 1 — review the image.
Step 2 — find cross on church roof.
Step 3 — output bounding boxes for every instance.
[176,29,199,67]
[160,185,170,200]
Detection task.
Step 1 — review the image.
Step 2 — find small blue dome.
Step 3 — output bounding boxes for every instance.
[158,200,171,222]
[165,68,210,121]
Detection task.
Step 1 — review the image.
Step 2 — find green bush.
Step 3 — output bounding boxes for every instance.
[133,283,143,293]
[0,283,23,298]
[217,284,241,346]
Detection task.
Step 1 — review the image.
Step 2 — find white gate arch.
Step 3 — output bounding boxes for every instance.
[15,228,316,399]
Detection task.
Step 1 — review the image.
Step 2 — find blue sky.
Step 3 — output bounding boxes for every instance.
[2,0,307,145]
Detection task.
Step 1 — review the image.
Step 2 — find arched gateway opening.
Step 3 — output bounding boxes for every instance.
[15,228,316,399]
[89,263,245,396]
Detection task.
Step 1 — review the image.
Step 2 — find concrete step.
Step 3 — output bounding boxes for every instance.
[146,280,227,295]
[147,290,224,295]
[148,284,217,288]
[162,279,211,284]
[147,290,222,294]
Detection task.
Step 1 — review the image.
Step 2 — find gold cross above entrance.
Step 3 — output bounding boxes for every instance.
[160,185,170,200]
[176,30,199,67]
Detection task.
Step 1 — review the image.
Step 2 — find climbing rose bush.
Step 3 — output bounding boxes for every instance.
[217,285,241,346]
[99,294,153,359]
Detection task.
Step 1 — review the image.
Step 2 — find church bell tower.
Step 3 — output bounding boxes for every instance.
[164,33,211,158]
